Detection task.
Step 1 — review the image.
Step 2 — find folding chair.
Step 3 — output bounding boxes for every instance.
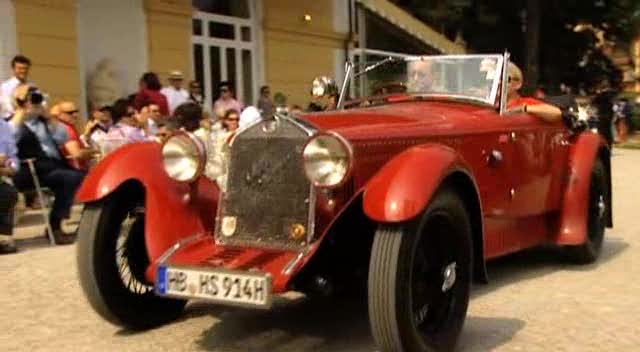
[22,158,56,245]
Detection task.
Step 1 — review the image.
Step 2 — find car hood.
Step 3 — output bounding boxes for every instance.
[299,101,493,141]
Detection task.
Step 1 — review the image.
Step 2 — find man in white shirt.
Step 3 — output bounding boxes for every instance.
[1,55,32,120]
[161,70,189,115]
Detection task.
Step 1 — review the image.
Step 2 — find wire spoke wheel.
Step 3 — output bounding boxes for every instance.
[77,189,186,330]
[115,206,153,295]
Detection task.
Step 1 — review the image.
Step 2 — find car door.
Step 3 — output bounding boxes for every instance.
[507,113,569,216]
[464,115,520,258]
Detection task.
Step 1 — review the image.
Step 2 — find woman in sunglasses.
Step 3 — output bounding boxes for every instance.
[213,81,243,120]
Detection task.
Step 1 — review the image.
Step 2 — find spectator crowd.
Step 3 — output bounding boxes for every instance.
[0,54,269,254]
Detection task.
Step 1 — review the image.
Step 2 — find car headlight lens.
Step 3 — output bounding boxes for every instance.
[162,133,205,182]
[302,133,352,188]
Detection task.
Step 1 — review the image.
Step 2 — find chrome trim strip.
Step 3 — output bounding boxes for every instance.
[488,56,504,109]
[157,233,207,265]
[283,252,306,276]
[499,51,511,115]
[337,61,354,109]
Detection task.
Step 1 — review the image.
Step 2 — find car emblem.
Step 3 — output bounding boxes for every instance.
[262,120,278,133]
[221,216,237,237]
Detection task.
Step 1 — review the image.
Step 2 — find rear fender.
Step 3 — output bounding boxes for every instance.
[555,132,610,245]
[77,143,219,263]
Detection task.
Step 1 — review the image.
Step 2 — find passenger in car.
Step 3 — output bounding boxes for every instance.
[506,63,562,123]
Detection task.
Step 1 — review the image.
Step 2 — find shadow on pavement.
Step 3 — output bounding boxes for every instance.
[117,235,626,351]
[472,235,628,299]
[190,295,524,352]
[457,316,526,352]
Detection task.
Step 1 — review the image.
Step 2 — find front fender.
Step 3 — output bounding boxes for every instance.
[363,144,472,222]
[555,132,609,245]
[77,143,219,262]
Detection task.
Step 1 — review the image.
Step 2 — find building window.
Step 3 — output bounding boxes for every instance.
[192,0,250,18]
[191,1,259,109]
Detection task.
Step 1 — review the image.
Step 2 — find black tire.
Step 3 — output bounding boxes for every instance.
[565,159,608,264]
[76,192,186,330]
[368,187,473,352]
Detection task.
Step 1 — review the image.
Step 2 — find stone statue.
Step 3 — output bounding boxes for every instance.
[87,58,123,110]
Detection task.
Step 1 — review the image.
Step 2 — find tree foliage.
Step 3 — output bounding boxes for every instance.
[394,0,640,93]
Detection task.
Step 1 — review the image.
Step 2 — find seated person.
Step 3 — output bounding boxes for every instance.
[106,99,147,143]
[406,59,434,93]
[173,102,203,133]
[81,105,113,148]
[506,63,562,123]
[0,117,19,254]
[55,101,97,170]
[145,103,163,136]
[204,109,240,183]
[154,119,179,144]
[10,84,84,244]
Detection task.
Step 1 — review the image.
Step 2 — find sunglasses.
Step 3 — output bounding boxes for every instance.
[226,117,240,121]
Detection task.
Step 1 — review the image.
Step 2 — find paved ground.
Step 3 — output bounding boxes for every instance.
[1,149,639,352]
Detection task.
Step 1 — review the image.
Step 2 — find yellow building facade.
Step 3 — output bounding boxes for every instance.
[1,0,463,111]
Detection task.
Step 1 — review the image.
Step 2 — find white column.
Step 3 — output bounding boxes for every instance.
[0,0,18,81]
[77,0,149,107]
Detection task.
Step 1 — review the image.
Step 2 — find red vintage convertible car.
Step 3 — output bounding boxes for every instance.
[76,53,611,352]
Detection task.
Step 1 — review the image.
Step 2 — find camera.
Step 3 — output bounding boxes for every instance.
[16,86,45,107]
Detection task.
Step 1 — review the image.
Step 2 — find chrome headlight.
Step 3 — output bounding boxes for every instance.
[302,133,352,188]
[311,76,338,98]
[162,133,206,182]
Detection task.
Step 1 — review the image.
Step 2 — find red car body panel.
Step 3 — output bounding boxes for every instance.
[555,132,608,245]
[362,143,472,222]
[78,98,605,290]
[76,143,220,282]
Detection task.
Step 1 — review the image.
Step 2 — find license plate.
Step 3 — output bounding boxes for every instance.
[156,265,272,308]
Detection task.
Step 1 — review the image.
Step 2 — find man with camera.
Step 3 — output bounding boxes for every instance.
[1,55,32,120]
[10,84,84,244]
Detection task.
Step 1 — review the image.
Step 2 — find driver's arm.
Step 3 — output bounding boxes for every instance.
[510,102,563,123]
[526,103,563,123]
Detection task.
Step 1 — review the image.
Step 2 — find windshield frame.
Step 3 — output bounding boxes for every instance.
[339,51,509,112]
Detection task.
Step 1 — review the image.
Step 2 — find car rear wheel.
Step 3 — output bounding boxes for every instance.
[368,188,472,352]
[564,159,608,264]
[77,191,186,330]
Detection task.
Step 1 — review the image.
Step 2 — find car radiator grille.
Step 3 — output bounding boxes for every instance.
[215,118,313,249]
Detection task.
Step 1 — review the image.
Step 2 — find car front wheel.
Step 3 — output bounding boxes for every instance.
[368,187,473,352]
[76,191,186,330]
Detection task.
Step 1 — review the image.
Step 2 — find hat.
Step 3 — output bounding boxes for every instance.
[168,70,184,80]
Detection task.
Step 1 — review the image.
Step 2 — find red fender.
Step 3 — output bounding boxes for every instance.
[77,142,219,265]
[363,144,473,222]
[555,132,608,245]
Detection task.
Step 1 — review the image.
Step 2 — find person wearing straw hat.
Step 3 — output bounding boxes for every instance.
[161,70,189,115]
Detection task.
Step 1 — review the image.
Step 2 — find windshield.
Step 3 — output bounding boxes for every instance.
[350,54,504,106]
